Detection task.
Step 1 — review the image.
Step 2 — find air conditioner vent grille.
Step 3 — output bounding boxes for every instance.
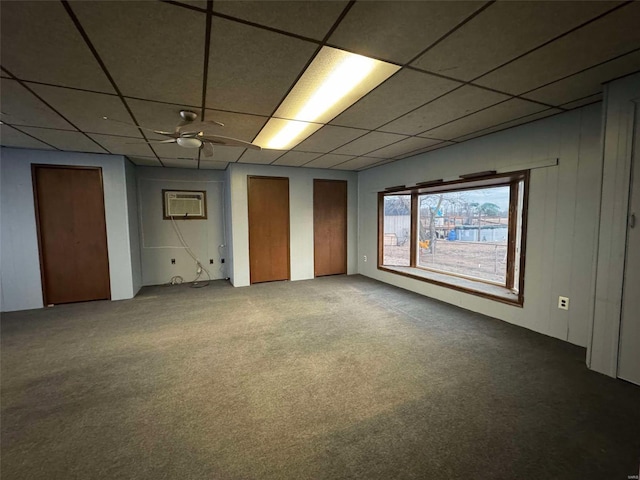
[163,190,207,219]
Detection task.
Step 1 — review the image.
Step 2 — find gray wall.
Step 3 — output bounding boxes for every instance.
[136,166,226,286]
[226,163,358,286]
[357,104,603,348]
[589,72,640,377]
[0,148,137,312]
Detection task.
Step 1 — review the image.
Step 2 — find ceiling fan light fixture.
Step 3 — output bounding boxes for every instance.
[254,47,400,150]
[176,137,202,148]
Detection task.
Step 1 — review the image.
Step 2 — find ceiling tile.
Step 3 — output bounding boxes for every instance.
[453,109,561,142]
[237,148,285,164]
[161,158,199,169]
[381,85,509,136]
[411,1,620,81]
[18,126,108,154]
[522,49,640,106]
[332,131,408,156]
[365,136,443,159]
[203,145,245,163]
[151,143,200,161]
[126,100,208,134]
[393,141,455,160]
[422,99,549,141]
[330,70,462,130]
[1,79,76,131]
[27,83,141,138]
[293,125,367,153]
[127,156,163,167]
[328,1,483,64]
[199,160,230,170]
[71,1,205,105]
[174,1,207,10]
[151,142,244,163]
[331,156,384,171]
[212,1,348,41]
[474,2,640,94]
[560,94,603,110]
[203,110,268,143]
[88,133,157,157]
[125,99,268,144]
[0,1,114,93]
[272,151,321,167]
[303,153,354,169]
[206,17,317,115]
[0,125,55,150]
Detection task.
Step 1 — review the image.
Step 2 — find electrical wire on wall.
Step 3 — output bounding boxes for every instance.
[170,215,211,288]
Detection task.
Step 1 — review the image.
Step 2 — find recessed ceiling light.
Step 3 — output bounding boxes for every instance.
[254,47,400,150]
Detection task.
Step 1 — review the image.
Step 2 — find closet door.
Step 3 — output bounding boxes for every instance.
[33,165,111,305]
[248,176,290,284]
[314,179,347,277]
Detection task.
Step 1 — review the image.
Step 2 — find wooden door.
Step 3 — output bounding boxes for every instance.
[618,102,640,386]
[248,176,290,284]
[33,165,111,305]
[314,179,347,277]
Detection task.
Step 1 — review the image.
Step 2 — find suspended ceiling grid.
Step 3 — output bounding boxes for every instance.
[1,0,639,171]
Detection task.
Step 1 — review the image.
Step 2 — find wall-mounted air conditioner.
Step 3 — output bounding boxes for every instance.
[163,190,207,219]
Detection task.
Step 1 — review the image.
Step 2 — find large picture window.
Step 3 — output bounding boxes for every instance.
[378,171,529,306]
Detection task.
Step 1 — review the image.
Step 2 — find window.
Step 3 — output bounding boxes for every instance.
[378,171,529,306]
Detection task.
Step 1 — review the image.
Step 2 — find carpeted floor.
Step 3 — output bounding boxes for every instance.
[1,275,639,480]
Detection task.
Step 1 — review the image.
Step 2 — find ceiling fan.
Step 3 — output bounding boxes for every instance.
[103,110,261,157]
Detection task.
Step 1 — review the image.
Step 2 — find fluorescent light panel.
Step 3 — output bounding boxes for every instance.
[254,47,400,150]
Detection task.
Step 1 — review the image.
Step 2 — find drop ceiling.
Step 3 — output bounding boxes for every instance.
[1,0,639,171]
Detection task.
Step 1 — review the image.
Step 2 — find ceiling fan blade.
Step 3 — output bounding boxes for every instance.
[201,141,214,157]
[102,116,176,137]
[198,134,261,150]
[126,139,177,145]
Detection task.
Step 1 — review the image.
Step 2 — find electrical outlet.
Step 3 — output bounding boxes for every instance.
[171,258,175,265]
[363,255,367,262]
[558,296,569,310]
[209,259,214,264]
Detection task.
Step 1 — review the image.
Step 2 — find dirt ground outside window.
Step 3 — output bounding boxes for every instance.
[383,241,507,283]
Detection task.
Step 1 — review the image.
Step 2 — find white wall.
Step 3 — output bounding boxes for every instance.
[589,72,640,377]
[0,148,137,311]
[224,167,234,282]
[136,166,226,286]
[358,104,603,348]
[125,159,142,295]
[226,163,358,287]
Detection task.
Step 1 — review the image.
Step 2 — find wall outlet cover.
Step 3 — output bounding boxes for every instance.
[558,296,569,310]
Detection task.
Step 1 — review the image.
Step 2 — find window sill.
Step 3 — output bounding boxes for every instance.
[378,265,523,306]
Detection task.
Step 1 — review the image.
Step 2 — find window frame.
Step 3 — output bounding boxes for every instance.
[377,170,529,306]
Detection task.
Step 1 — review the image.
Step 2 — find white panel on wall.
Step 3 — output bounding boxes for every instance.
[136,166,226,286]
[226,163,358,287]
[0,148,135,312]
[357,104,603,348]
[589,73,640,378]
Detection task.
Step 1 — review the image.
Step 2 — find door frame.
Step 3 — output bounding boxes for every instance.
[617,98,640,383]
[247,175,290,284]
[31,164,111,305]
[588,76,640,378]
